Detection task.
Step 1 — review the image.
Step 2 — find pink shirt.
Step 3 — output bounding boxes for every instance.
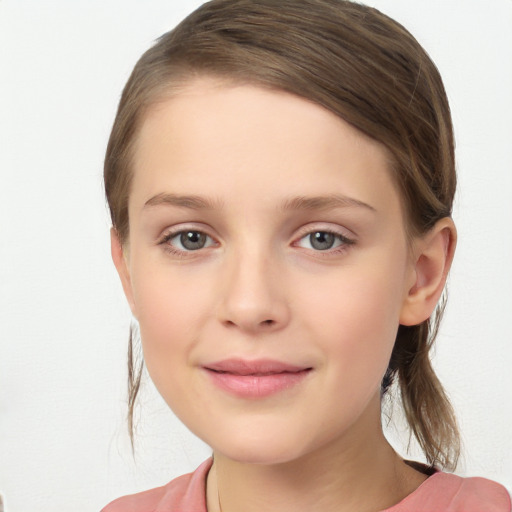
[102,458,511,512]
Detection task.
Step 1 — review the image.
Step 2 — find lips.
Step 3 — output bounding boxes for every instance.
[203,358,312,398]
[205,358,310,375]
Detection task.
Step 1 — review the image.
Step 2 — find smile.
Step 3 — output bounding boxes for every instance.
[203,359,313,399]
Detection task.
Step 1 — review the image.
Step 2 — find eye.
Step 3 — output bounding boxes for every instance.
[296,230,353,251]
[162,230,215,252]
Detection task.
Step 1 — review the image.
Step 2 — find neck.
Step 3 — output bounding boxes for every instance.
[206,399,427,512]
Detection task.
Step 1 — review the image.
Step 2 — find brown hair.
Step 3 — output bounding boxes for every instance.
[105,0,459,470]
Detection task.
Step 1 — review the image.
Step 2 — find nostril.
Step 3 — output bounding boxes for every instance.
[262,319,274,326]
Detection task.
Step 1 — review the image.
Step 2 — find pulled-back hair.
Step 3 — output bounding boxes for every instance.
[105,0,459,470]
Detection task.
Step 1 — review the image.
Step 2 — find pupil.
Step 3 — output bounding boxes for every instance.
[181,231,206,250]
[310,232,335,250]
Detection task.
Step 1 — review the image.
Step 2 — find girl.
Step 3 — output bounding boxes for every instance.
[102,0,511,510]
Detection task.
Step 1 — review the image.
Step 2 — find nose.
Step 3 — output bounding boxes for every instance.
[217,246,290,334]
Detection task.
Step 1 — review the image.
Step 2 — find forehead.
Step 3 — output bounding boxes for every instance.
[130,79,401,218]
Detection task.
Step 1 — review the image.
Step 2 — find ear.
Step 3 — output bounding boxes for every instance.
[110,228,137,316]
[400,217,457,326]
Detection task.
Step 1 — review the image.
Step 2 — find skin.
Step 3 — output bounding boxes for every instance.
[112,78,456,512]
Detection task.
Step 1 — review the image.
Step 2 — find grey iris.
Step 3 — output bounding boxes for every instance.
[310,232,335,250]
[181,231,207,250]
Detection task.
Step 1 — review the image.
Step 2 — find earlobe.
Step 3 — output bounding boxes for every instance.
[110,228,137,316]
[399,218,457,326]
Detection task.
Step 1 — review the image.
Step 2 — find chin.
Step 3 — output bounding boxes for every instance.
[209,429,314,466]
[220,446,301,466]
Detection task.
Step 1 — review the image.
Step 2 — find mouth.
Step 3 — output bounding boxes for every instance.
[205,358,311,375]
[203,358,313,398]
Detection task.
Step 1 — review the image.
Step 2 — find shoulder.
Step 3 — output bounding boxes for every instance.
[393,471,511,512]
[443,473,511,512]
[100,458,213,512]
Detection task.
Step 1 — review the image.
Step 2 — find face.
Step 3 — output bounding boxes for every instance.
[116,79,419,465]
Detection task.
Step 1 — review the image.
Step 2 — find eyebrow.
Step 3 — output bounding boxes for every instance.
[143,192,376,213]
[281,194,376,213]
[143,193,223,210]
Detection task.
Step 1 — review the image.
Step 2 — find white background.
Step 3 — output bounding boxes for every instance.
[0,1,511,511]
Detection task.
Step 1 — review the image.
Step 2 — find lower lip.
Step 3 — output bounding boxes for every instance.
[204,369,311,398]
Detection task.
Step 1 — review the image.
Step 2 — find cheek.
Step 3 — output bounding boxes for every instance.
[131,268,199,375]
[300,268,404,381]
[130,261,220,400]
[133,259,211,334]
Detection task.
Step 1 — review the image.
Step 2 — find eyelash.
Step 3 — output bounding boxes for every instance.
[292,228,355,256]
[157,227,356,258]
[158,228,217,258]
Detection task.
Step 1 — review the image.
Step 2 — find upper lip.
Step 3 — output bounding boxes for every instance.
[204,358,311,376]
